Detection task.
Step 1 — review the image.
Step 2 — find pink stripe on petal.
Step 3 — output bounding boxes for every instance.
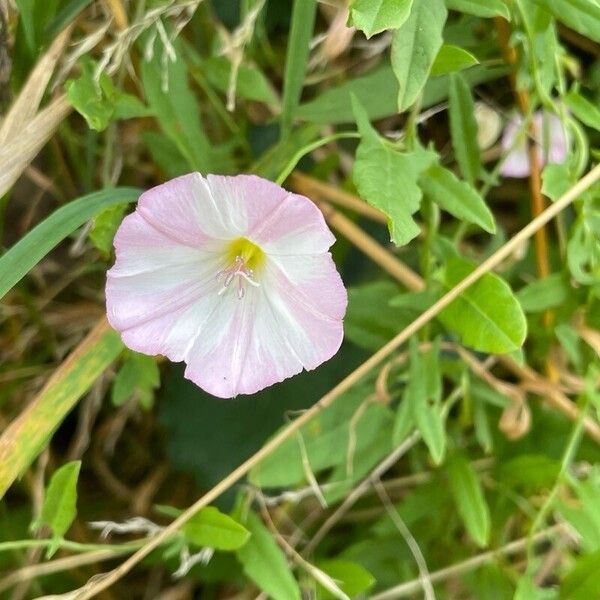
[137,172,245,246]
[207,175,335,254]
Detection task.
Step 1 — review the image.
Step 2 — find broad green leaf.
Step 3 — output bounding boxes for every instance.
[38,461,81,557]
[66,58,149,130]
[447,453,490,547]
[445,0,510,19]
[560,549,600,599]
[438,257,527,353]
[449,72,481,185]
[66,62,114,131]
[517,273,570,313]
[89,203,127,257]
[349,0,413,38]
[0,187,140,301]
[564,88,600,132]
[0,321,123,499]
[237,511,301,600]
[183,507,250,551]
[391,0,447,112]
[141,47,213,172]
[352,96,436,245]
[542,163,572,201]
[112,352,160,410]
[431,44,479,76]
[406,338,445,464]
[317,560,376,598]
[280,0,317,138]
[296,63,507,124]
[532,0,600,44]
[420,164,494,233]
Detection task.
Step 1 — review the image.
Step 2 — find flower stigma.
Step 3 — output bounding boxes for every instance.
[217,237,265,299]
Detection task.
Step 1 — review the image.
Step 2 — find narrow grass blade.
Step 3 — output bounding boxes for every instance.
[280,0,317,139]
[0,318,123,499]
[0,187,140,300]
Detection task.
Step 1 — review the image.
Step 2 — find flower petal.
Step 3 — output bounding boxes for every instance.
[183,253,346,398]
[500,115,530,178]
[107,212,225,361]
[500,111,568,178]
[207,174,335,255]
[136,172,244,246]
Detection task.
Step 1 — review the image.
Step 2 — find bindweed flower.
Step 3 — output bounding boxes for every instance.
[106,173,347,398]
[500,111,568,178]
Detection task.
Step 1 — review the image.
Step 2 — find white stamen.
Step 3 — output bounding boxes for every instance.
[216,255,260,299]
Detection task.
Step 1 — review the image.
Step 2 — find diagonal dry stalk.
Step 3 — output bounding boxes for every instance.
[301,188,600,443]
[370,523,572,600]
[55,162,600,600]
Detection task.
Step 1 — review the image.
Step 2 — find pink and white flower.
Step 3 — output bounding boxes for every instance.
[106,173,347,399]
[500,111,568,178]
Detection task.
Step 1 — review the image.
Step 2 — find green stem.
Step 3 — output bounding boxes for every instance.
[526,398,588,566]
[275,131,360,185]
[0,538,146,554]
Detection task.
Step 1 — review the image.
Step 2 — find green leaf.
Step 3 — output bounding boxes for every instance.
[38,461,81,557]
[517,273,570,313]
[406,338,446,464]
[445,0,510,19]
[393,397,414,446]
[316,560,376,598]
[89,203,127,257]
[437,257,527,353]
[183,507,250,551]
[349,0,413,38]
[0,187,140,301]
[66,60,115,131]
[391,0,447,112]
[112,352,160,410]
[420,164,495,233]
[564,87,600,132]
[113,93,153,120]
[448,72,481,185]
[542,163,573,201]
[560,549,600,599]
[447,453,490,547]
[532,0,600,44]
[280,0,318,138]
[237,511,301,600]
[431,44,479,76]
[352,96,436,245]
[296,63,507,125]
[141,47,213,172]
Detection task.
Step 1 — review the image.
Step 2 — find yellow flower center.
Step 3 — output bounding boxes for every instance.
[225,237,266,272]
